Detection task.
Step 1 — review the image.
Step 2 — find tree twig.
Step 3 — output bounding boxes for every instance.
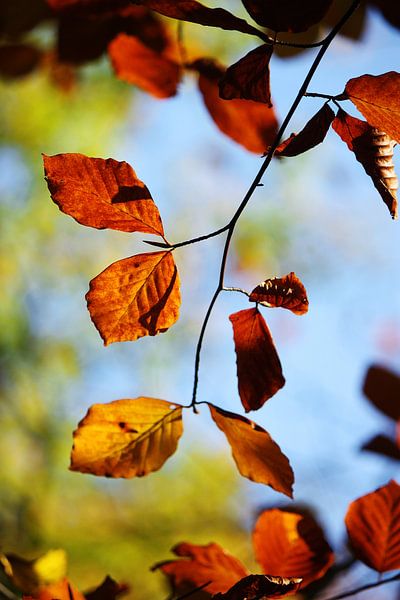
[320,571,400,600]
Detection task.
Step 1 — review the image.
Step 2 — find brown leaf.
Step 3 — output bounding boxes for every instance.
[193,58,278,154]
[362,364,400,421]
[85,576,129,600]
[219,45,273,105]
[371,1,400,31]
[345,479,400,572]
[43,153,165,236]
[241,0,332,32]
[229,308,284,412]
[70,397,183,477]
[47,0,130,14]
[344,72,400,144]
[361,435,400,461]
[152,541,249,598]
[253,509,334,588]
[212,574,302,600]
[109,34,181,98]
[0,549,67,596]
[86,251,180,345]
[275,104,335,157]
[0,43,42,79]
[332,109,398,219]
[208,404,293,497]
[249,272,309,315]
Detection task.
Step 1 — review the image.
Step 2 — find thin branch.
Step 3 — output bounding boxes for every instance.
[223,286,250,297]
[0,582,19,600]
[305,92,343,100]
[320,572,400,600]
[143,224,230,250]
[174,581,212,600]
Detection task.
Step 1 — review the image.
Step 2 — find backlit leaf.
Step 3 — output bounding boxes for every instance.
[241,0,332,32]
[249,272,309,315]
[86,251,180,345]
[213,574,302,600]
[0,550,67,595]
[219,44,273,105]
[275,104,335,157]
[253,509,334,588]
[43,153,165,236]
[70,398,183,478]
[362,364,400,421]
[208,404,293,497]
[193,58,278,153]
[229,308,285,412]
[345,480,400,572]
[332,109,398,218]
[152,541,249,598]
[27,579,85,600]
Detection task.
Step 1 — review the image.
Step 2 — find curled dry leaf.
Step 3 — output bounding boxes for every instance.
[43,153,165,236]
[229,308,285,412]
[213,574,302,600]
[208,404,293,497]
[219,44,273,105]
[152,541,249,598]
[86,250,180,345]
[332,109,398,219]
[345,479,400,572]
[274,104,335,157]
[193,58,278,154]
[241,0,332,32]
[362,364,400,421]
[249,272,308,315]
[70,397,183,478]
[361,435,400,461]
[253,509,334,589]
[85,575,129,600]
[0,549,67,595]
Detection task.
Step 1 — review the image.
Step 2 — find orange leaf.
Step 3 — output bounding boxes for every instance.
[275,104,335,157]
[152,541,249,597]
[70,397,183,478]
[193,58,278,154]
[108,34,181,98]
[344,72,400,143]
[332,109,398,219]
[43,153,165,236]
[35,580,84,600]
[213,574,302,600]
[249,272,308,315]
[85,576,129,600]
[345,480,400,572]
[362,364,400,421]
[208,404,293,497]
[229,308,285,411]
[219,44,273,105]
[253,509,334,588]
[241,0,332,32]
[86,251,180,345]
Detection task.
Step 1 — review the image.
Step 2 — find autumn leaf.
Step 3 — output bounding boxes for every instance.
[208,404,293,497]
[274,104,335,157]
[362,364,400,421]
[85,576,129,600]
[46,0,130,12]
[219,44,273,105]
[0,550,67,595]
[332,109,398,218]
[345,480,400,572]
[192,58,278,153]
[344,72,400,143]
[86,250,180,345]
[212,574,302,600]
[26,579,85,600]
[241,0,332,32]
[253,509,334,588]
[361,435,400,461]
[43,153,165,236]
[249,272,309,315]
[0,43,42,79]
[70,397,183,478]
[229,308,285,412]
[108,34,181,98]
[152,541,249,598]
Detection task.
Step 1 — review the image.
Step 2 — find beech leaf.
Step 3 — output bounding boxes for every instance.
[241,0,332,33]
[362,364,400,421]
[70,397,183,478]
[219,44,273,105]
[213,574,302,600]
[208,404,293,497]
[253,509,334,589]
[345,479,400,572]
[43,153,165,236]
[0,550,67,595]
[275,104,335,157]
[229,308,285,412]
[249,272,309,315]
[86,250,181,345]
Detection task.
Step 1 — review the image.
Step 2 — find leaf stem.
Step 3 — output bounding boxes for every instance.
[320,572,400,600]
[223,286,250,297]
[143,223,230,250]
[305,92,343,100]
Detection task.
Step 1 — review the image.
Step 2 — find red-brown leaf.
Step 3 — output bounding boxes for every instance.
[208,404,293,497]
[345,480,400,572]
[85,576,129,600]
[275,104,335,157]
[0,43,42,79]
[249,272,308,315]
[193,58,278,154]
[241,0,332,32]
[86,251,180,345]
[219,44,273,105]
[212,574,302,600]
[43,153,165,236]
[109,34,181,98]
[362,364,400,421]
[152,542,249,598]
[361,435,400,461]
[253,509,334,588]
[229,308,284,411]
[332,109,398,218]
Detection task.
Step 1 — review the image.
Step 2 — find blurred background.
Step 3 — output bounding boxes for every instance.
[1,1,400,598]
